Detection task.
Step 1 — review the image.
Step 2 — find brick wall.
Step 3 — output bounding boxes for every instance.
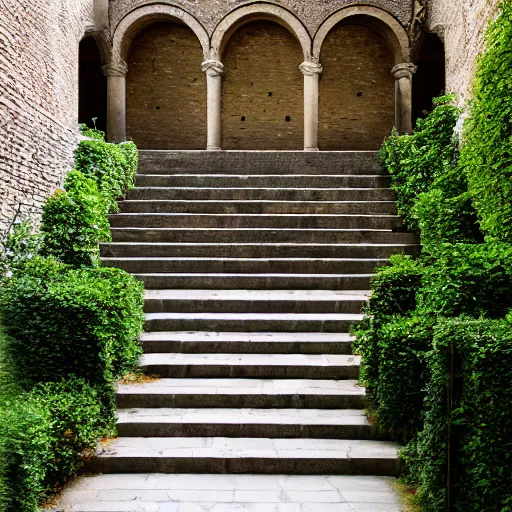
[427,0,500,106]
[222,21,304,150]
[318,24,395,150]
[0,0,94,234]
[126,22,207,150]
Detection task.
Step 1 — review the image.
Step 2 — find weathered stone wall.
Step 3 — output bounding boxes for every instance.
[318,24,395,150]
[127,22,207,150]
[110,0,412,37]
[427,0,500,106]
[0,0,94,234]
[222,21,304,150]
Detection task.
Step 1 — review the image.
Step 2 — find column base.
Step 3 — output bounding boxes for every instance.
[207,146,223,151]
[304,147,320,152]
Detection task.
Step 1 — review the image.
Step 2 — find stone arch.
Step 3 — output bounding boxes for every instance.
[313,6,411,64]
[211,2,312,61]
[112,4,210,65]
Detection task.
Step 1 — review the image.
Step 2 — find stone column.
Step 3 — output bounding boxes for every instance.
[300,60,323,151]
[103,60,128,143]
[202,59,224,151]
[391,63,417,134]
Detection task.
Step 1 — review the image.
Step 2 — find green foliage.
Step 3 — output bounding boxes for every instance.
[406,318,512,512]
[0,256,144,387]
[380,95,462,231]
[0,377,113,512]
[459,2,512,242]
[79,123,105,141]
[417,243,512,319]
[40,171,111,267]
[74,139,138,212]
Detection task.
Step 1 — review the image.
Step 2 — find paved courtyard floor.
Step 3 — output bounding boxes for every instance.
[55,474,405,511]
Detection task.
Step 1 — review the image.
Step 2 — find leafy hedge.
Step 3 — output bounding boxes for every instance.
[74,139,138,213]
[0,378,114,512]
[460,1,512,242]
[41,171,111,267]
[0,256,144,386]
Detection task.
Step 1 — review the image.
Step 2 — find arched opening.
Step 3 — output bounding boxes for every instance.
[318,21,395,150]
[413,33,446,123]
[78,36,107,133]
[126,21,206,150]
[221,20,304,150]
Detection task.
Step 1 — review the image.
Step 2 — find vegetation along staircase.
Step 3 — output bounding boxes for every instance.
[93,150,417,497]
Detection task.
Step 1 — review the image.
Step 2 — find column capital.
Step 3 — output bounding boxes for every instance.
[391,63,417,80]
[300,60,323,76]
[201,59,224,77]
[102,59,128,78]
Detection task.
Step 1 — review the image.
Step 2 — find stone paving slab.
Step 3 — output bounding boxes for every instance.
[55,474,404,511]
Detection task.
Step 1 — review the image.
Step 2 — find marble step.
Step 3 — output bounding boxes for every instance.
[144,312,363,333]
[135,174,392,189]
[125,187,396,202]
[139,331,356,354]
[117,199,398,215]
[117,378,365,409]
[141,353,361,380]
[107,213,402,230]
[100,242,418,259]
[91,437,401,476]
[56,473,404,512]
[110,228,416,244]
[103,257,387,275]
[138,150,382,175]
[135,273,373,290]
[116,408,383,440]
[143,290,369,315]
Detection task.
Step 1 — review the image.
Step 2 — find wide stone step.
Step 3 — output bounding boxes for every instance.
[117,378,365,409]
[135,174,392,189]
[108,213,402,230]
[104,257,386,275]
[91,437,401,476]
[143,290,368,315]
[138,150,382,175]
[141,353,360,380]
[116,408,383,440]
[56,473,404,512]
[118,200,398,215]
[110,228,415,244]
[125,187,396,202]
[136,273,373,290]
[144,312,363,333]
[101,242,418,259]
[140,331,355,354]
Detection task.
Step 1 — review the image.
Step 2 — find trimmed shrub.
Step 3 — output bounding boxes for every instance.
[0,256,144,387]
[406,318,512,512]
[0,378,113,512]
[380,95,461,231]
[79,123,105,141]
[40,171,111,267]
[460,2,512,242]
[417,243,512,318]
[118,141,138,191]
[74,139,137,212]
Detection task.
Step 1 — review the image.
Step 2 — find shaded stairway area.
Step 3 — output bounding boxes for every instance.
[57,151,417,511]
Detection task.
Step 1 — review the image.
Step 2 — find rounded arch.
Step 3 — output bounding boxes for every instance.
[313,6,410,64]
[112,3,210,63]
[211,2,312,61]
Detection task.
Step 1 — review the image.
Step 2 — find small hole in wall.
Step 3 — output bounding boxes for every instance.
[241,116,246,122]
[285,116,291,122]
[155,106,161,110]
[356,92,363,97]
[268,92,273,97]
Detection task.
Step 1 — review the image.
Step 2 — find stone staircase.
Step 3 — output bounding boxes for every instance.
[62,151,417,510]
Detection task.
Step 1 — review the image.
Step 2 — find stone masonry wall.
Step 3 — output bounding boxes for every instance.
[427,0,500,106]
[0,0,94,234]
